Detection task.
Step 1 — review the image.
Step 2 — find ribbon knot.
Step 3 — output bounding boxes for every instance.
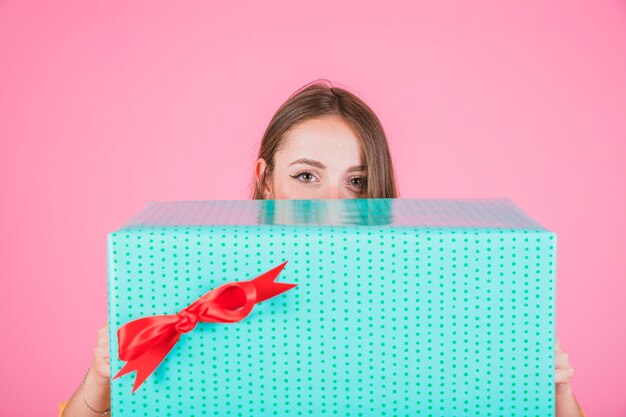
[113,260,297,393]
[175,309,199,334]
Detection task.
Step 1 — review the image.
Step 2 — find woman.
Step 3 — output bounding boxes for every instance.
[59,80,585,416]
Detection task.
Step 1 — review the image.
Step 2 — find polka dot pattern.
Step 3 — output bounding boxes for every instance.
[108,198,555,416]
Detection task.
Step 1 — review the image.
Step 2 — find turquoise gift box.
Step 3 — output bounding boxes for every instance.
[107,198,556,417]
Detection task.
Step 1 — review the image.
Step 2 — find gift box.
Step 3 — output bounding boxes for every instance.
[108,198,556,416]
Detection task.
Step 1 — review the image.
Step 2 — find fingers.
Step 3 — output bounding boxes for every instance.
[554,336,571,369]
[92,350,110,366]
[555,367,574,384]
[555,350,569,368]
[553,335,575,385]
[94,345,110,359]
[92,339,111,381]
[96,323,110,348]
[97,323,109,340]
[87,323,113,383]
[94,361,111,378]
[89,360,111,384]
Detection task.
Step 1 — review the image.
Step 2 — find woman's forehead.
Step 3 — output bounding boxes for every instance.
[278,116,362,165]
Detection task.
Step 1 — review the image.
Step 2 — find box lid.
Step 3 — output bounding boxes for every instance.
[119,197,549,230]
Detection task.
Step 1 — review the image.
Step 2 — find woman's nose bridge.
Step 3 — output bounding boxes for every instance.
[324,179,343,199]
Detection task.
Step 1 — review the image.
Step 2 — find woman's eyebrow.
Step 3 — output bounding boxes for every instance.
[288,158,325,169]
[346,165,366,173]
[288,158,366,172]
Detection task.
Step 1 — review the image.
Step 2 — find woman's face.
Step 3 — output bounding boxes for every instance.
[255,115,366,200]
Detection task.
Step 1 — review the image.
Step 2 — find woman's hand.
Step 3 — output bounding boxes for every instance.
[554,336,586,417]
[555,336,575,396]
[61,324,111,417]
[87,323,110,386]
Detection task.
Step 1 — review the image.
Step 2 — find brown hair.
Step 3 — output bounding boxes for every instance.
[250,79,399,199]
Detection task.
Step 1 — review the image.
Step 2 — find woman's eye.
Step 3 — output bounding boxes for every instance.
[349,177,367,188]
[290,171,318,183]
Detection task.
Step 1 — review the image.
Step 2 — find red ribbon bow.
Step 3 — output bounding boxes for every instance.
[113,260,297,393]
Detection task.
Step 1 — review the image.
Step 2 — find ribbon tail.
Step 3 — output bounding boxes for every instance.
[113,332,181,393]
[251,260,297,302]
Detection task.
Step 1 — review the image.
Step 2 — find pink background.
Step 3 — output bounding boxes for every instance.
[1,1,625,415]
